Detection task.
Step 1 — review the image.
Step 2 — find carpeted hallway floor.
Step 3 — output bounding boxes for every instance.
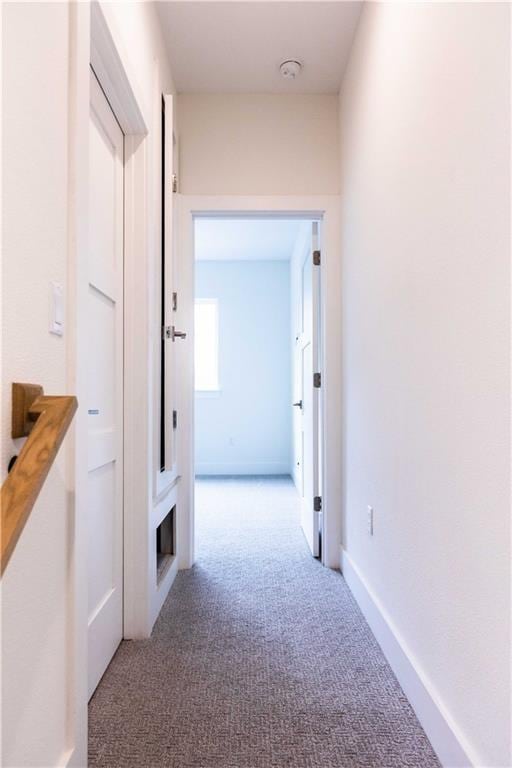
[89,476,440,768]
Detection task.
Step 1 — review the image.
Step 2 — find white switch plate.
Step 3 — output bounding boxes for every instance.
[367,505,374,536]
[49,281,64,336]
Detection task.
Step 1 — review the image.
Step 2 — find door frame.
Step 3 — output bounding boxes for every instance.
[88,3,150,638]
[177,195,342,569]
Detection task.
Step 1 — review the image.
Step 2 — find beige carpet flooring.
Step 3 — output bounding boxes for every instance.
[89,476,440,768]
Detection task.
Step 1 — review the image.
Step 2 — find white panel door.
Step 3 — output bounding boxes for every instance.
[87,69,124,699]
[299,223,321,557]
[163,93,178,475]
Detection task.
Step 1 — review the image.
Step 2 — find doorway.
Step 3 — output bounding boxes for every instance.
[177,197,341,570]
[192,216,322,558]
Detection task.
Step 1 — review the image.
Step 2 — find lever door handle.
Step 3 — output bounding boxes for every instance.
[172,326,187,341]
[292,400,303,409]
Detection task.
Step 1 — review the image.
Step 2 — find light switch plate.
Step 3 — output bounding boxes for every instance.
[49,281,64,336]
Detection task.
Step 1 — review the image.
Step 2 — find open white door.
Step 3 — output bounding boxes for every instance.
[298,223,321,557]
[162,93,179,476]
[87,69,124,697]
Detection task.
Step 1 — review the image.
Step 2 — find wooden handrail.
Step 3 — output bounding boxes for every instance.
[1,383,78,574]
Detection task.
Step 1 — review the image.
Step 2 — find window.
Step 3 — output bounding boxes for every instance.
[195,299,219,391]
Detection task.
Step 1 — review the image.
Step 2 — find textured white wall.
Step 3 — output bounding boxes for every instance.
[177,94,340,195]
[339,4,510,766]
[2,4,73,766]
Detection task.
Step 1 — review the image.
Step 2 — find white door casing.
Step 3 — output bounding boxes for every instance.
[87,69,124,698]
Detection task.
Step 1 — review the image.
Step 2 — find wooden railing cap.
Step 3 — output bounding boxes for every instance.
[1,383,78,574]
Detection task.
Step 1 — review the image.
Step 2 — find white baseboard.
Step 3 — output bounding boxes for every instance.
[61,746,84,768]
[195,462,291,476]
[340,547,477,768]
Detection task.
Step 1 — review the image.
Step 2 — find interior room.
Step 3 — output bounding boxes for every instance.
[193,216,323,557]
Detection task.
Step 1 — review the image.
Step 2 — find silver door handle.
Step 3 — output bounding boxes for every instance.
[172,326,187,341]
[292,400,303,409]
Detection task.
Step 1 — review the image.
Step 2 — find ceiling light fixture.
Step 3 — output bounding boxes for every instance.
[279,60,302,80]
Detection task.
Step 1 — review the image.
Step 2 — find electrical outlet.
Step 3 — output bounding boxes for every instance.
[367,505,374,536]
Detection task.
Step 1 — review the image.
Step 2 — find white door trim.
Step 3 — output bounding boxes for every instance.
[90,1,146,135]
[66,5,92,764]
[177,195,342,569]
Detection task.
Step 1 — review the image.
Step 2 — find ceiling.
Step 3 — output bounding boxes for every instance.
[194,218,305,261]
[156,2,363,94]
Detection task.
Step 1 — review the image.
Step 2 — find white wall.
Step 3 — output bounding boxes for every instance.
[177,94,339,195]
[2,4,75,766]
[1,1,176,764]
[338,4,510,767]
[195,260,291,475]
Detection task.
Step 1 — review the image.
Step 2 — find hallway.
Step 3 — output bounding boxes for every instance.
[89,477,439,767]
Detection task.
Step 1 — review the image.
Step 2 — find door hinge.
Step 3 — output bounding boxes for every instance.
[172,173,178,193]
[173,410,178,429]
[314,496,322,512]
[313,250,321,266]
[172,291,178,311]
[313,372,321,388]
